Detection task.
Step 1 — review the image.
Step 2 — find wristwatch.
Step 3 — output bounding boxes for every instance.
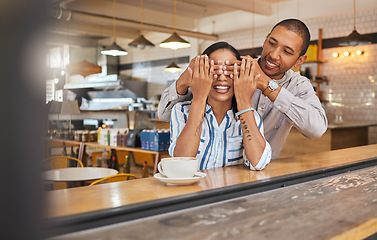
[262,80,279,96]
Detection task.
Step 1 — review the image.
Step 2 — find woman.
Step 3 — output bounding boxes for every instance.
[169,42,271,170]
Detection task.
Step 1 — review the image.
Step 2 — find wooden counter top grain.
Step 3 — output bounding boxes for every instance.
[50,165,377,240]
[46,144,377,219]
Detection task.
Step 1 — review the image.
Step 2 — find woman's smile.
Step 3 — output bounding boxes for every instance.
[213,84,231,94]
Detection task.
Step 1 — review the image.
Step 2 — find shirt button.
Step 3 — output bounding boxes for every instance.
[277,105,281,110]
[171,96,176,100]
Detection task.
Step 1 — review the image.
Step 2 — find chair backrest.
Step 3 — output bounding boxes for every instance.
[44,156,84,190]
[46,156,84,169]
[89,173,137,186]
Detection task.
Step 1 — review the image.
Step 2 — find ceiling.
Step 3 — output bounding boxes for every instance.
[47,0,288,46]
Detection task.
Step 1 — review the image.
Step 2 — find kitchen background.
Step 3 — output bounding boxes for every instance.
[47,0,377,144]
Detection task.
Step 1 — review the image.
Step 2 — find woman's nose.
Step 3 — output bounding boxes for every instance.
[217,72,227,81]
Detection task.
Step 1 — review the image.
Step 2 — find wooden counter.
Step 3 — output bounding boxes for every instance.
[280,122,377,158]
[49,165,377,240]
[46,144,377,219]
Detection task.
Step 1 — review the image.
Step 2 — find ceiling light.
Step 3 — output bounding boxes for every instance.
[355,50,364,55]
[159,0,190,50]
[101,0,128,56]
[338,0,371,46]
[129,34,155,49]
[332,52,339,58]
[129,0,155,49]
[164,61,182,73]
[101,42,128,56]
[160,32,190,50]
[343,51,350,57]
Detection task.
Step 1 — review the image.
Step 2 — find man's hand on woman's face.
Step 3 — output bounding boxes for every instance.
[212,60,241,79]
[241,55,271,90]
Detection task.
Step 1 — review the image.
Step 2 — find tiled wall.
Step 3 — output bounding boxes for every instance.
[217,8,377,144]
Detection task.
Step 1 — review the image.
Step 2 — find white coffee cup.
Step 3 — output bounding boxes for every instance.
[158,157,199,178]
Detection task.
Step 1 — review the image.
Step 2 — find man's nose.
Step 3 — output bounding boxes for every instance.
[270,48,280,60]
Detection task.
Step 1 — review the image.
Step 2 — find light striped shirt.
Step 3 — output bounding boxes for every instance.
[169,101,272,171]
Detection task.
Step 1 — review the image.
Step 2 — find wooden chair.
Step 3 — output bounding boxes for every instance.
[44,156,84,190]
[89,173,137,186]
[46,156,84,169]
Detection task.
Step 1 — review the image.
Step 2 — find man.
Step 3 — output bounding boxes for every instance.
[158,19,328,159]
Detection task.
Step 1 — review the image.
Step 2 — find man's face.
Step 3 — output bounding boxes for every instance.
[259,26,306,80]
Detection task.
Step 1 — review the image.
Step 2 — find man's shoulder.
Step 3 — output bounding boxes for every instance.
[285,69,310,83]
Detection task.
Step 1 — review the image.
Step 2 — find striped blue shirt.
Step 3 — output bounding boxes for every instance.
[169,101,272,171]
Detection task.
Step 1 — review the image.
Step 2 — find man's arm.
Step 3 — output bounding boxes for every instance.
[273,79,328,139]
[240,56,327,139]
[157,57,199,122]
[157,81,193,122]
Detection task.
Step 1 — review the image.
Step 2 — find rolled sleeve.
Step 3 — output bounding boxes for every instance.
[157,82,192,122]
[243,111,272,171]
[244,141,272,171]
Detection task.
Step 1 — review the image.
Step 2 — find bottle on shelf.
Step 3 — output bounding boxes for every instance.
[142,161,149,178]
[69,146,76,167]
[124,155,130,172]
[69,146,75,157]
[123,155,131,180]
[82,149,88,167]
[96,156,102,167]
[87,155,93,167]
[102,148,108,168]
[102,156,106,169]
[107,150,114,168]
[110,151,119,171]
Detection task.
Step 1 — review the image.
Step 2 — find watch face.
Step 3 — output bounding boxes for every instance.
[269,80,279,90]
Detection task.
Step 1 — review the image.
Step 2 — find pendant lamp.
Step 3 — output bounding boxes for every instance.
[164,61,182,73]
[129,0,155,49]
[159,0,190,50]
[101,0,128,56]
[339,0,371,46]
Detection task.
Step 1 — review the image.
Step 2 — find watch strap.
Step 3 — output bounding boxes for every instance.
[262,86,273,96]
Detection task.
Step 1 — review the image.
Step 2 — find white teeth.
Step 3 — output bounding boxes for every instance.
[266,60,277,67]
[214,86,229,90]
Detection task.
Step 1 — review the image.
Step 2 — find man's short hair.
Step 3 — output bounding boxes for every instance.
[271,19,311,56]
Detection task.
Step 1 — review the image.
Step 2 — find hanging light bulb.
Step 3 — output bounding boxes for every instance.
[338,0,371,46]
[129,34,155,49]
[164,49,182,73]
[101,42,128,56]
[101,0,128,56]
[164,61,182,73]
[159,0,190,50]
[128,0,155,49]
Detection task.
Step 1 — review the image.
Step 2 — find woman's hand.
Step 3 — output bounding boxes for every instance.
[190,55,214,102]
[233,58,260,110]
[176,55,200,95]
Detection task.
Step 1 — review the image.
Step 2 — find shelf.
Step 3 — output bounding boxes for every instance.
[310,79,328,83]
[305,59,328,63]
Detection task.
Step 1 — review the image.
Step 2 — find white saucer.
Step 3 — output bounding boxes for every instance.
[154,172,207,186]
